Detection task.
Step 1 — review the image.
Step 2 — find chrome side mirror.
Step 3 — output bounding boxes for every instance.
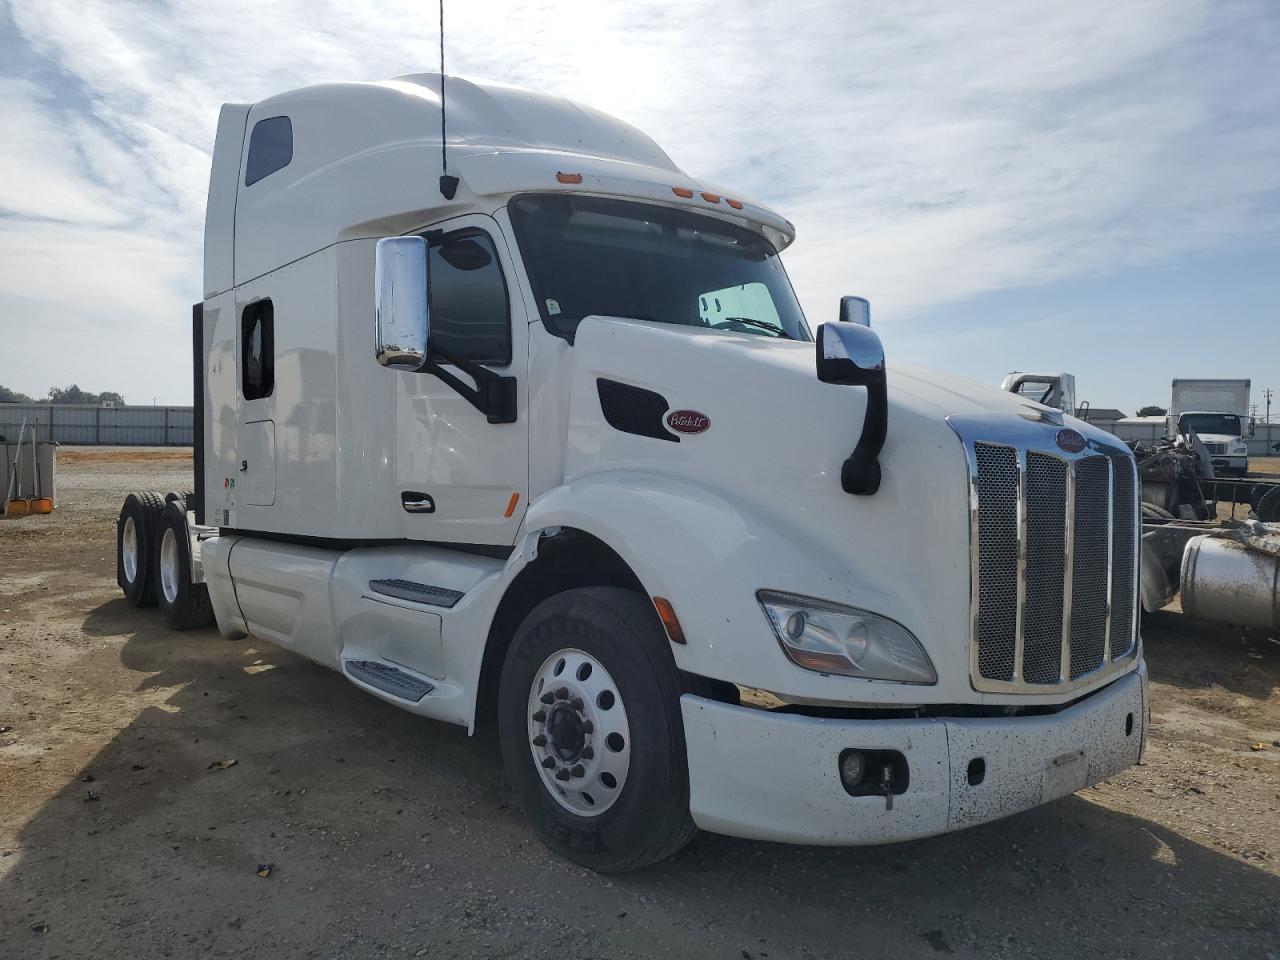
[839,295,871,326]
[374,236,430,369]
[816,321,885,386]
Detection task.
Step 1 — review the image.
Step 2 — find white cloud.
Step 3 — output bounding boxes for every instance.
[1,0,1277,401]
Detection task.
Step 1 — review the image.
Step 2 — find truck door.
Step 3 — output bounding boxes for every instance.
[395,214,529,546]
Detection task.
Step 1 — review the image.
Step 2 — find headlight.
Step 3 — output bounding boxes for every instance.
[757,590,937,684]
[1232,442,1248,453]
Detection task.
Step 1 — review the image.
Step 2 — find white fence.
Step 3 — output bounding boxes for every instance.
[0,404,194,446]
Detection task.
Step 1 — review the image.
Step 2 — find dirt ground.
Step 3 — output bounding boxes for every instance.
[1,449,1278,960]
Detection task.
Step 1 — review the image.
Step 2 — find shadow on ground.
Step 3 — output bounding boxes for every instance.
[1,602,1277,960]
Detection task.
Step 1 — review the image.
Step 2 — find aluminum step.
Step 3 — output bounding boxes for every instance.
[343,659,434,702]
[368,578,465,608]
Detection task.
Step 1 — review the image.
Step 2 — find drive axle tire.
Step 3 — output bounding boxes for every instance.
[117,491,166,607]
[154,501,214,630]
[497,587,699,873]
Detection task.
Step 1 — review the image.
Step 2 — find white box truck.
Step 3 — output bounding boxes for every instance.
[1169,378,1251,475]
[116,75,1146,872]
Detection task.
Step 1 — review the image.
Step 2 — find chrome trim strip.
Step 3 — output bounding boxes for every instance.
[1103,456,1115,670]
[948,414,1139,695]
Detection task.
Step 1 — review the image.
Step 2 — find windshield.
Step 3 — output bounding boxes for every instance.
[508,193,810,341]
[1180,413,1242,436]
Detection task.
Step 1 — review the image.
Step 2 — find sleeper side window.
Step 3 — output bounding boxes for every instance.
[427,230,512,366]
[245,116,293,186]
[241,300,275,400]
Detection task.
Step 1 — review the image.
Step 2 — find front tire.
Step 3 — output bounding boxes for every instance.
[154,501,215,630]
[497,587,698,872]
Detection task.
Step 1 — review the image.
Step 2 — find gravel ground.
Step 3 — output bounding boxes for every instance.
[1,448,1278,960]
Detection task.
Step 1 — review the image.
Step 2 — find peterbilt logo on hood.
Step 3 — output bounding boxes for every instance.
[666,410,710,435]
[1055,428,1086,453]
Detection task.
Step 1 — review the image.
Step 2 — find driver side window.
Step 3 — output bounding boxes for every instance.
[428,230,511,366]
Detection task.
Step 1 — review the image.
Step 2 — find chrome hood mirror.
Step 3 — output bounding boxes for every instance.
[816,321,885,387]
[374,236,430,369]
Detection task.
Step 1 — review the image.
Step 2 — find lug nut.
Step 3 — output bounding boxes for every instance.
[532,734,547,747]
[581,746,594,760]
[569,697,584,711]
[554,767,570,781]
[540,692,555,705]
[532,709,546,722]
[571,764,585,778]
[554,687,569,700]
[540,756,556,769]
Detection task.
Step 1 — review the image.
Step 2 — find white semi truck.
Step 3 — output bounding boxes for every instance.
[116,75,1146,872]
[1169,378,1252,476]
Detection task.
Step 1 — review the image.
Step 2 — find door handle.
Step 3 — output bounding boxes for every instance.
[401,491,435,514]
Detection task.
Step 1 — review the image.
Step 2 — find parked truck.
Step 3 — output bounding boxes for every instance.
[116,75,1146,872]
[1169,378,1252,475]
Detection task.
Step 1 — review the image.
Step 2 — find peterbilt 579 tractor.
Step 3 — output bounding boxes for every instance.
[117,75,1146,872]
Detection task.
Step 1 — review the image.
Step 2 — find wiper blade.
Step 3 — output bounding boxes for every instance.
[718,316,792,339]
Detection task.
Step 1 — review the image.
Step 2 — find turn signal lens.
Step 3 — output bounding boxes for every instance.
[556,172,583,184]
[652,596,686,644]
[757,590,936,684]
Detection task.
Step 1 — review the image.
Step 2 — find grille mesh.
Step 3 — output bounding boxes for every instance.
[974,443,1018,681]
[969,435,1138,691]
[1023,453,1066,684]
[1070,456,1110,679]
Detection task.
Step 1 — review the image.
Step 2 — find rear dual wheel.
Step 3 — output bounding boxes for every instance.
[498,587,699,873]
[154,502,214,630]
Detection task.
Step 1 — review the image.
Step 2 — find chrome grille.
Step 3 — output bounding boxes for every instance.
[962,425,1139,693]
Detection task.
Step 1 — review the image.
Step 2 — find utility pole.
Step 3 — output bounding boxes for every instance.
[1265,387,1273,424]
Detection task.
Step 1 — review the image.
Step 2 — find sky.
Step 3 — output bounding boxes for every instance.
[1,0,1277,414]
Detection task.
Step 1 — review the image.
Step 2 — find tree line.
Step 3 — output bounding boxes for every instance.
[0,384,126,405]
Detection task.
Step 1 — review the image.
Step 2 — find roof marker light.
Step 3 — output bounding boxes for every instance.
[556,172,583,184]
[672,187,694,198]
[700,192,721,203]
[726,198,744,210]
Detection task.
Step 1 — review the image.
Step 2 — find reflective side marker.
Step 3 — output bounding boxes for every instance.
[504,492,521,518]
[652,597,686,644]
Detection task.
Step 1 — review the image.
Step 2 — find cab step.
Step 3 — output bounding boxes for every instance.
[368,578,465,608]
[343,659,434,702]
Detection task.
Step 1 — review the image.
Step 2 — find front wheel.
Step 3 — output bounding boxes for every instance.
[497,587,699,872]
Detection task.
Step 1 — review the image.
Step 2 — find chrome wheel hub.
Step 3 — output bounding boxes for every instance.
[159,527,180,604]
[527,648,630,817]
[122,516,139,583]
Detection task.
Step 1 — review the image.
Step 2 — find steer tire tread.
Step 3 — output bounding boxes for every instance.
[497,587,700,873]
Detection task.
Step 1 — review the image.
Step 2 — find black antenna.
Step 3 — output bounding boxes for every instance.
[438,0,459,199]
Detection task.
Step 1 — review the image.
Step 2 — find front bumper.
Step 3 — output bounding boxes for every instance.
[681,663,1146,845]
[1209,454,1247,473]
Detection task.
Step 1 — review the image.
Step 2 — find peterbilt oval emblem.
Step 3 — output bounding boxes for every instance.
[666,410,710,435]
[1055,428,1086,453]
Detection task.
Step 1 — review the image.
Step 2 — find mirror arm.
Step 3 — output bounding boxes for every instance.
[422,344,518,424]
[841,380,887,496]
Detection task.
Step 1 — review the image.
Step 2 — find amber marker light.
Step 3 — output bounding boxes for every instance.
[671,187,694,198]
[556,172,583,184]
[504,493,521,518]
[700,192,721,203]
[726,198,744,209]
[652,597,686,645]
